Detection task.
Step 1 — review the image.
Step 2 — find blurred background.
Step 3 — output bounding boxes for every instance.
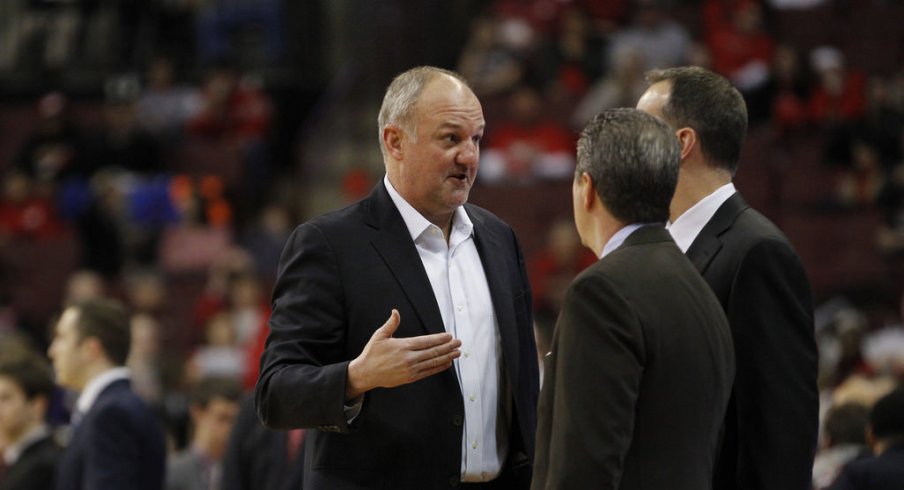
[0,0,903,483]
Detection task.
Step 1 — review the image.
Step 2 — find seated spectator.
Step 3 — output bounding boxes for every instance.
[83,75,165,177]
[456,15,527,100]
[829,388,904,489]
[127,313,164,408]
[765,44,811,138]
[814,402,871,489]
[533,7,606,101]
[809,46,866,129]
[0,170,63,241]
[188,62,272,143]
[185,313,245,386]
[480,83,576,183]
[240,202,292,283]
[571,44,647,130]
[15,91,88,193]
[195,0,285,67]
[166,376,242,490]
[0,353,61,490]
[136,54,202,143]
[606,0,690,72]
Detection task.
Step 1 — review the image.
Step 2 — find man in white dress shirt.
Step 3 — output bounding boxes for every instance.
[255,66,539,489]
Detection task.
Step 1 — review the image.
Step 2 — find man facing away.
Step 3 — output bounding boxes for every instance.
[255,66,539,489]
[48,298,166,490]
[637,65,819,490]
[532,108,735,490]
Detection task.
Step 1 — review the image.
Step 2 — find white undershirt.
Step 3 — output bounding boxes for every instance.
[385,176,505,482]
[666,183,736,252]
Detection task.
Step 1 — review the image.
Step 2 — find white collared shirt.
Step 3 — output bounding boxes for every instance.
[600,223,648,259]
[384,176,505,482]
[75,367,131,416]
[666,183,736,252]
[2,424,51,466]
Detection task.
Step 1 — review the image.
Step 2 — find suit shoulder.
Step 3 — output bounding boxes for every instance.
[464,203,513,231]
[292,199,368,236]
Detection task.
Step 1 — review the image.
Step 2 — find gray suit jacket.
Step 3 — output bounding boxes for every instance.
[532,225,735,490]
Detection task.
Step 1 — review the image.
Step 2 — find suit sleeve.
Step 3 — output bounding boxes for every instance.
[255,222,354,431]
[535,273,644,490]
[729,238,819,490]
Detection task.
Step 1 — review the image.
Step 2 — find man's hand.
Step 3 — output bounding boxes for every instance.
[346,309,461,400]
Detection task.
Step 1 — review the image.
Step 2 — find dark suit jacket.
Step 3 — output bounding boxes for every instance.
[827,444,904,490]
[223,396,304,490]
[56,378,166,490]
[686,193,819,490]
[532,225,735,490]
[0,433,61,490]
[255,183,539,489]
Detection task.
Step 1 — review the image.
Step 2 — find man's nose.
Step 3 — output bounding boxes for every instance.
[457,141,479,166]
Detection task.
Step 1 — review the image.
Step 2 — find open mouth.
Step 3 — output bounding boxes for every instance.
[449,173,468,182]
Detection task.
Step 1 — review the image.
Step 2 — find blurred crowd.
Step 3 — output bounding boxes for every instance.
[2,0,904,489]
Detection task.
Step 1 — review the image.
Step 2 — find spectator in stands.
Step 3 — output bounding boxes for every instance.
[808,46,866,127]
[480,83,576,183]
[0,169,63,240]
[705,0,776,123]
[222,395,304,490]
[15,91,87,193]
[195,0,285,67]
[166,376,242,490]
[83,75,164,177]
[606,0,690,72]
[456,15,527,100]
[188,62,272,142]
[136,54,202,143]
[813,402,871,489]
[127,313,164,409]
[829,388,904,490]
[0,353,61,490]
[185,312,245,386]
[571,44,648,130]
[765,44,811,139]
[533,7,606,101]
[62,269,106,307]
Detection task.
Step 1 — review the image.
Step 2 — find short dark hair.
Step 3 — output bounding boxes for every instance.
[870,388,904,440]
[0,353,55,402]
[824,402,870,446]
[190,376,243,408]
[72,298,132,366]
[576,108,680,223]
[645,66,748,175]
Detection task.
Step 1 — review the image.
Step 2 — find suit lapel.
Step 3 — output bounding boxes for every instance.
[685,193,749,274]
[365,183,446,336]
[469,206,520,384]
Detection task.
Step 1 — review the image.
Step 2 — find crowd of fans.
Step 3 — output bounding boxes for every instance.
[1,0,904,489]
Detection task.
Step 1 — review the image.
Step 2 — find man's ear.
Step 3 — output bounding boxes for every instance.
[675,127,697,162]
[383,125,405,161]
[578,172,596,210]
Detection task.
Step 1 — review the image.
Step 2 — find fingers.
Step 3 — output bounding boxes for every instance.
[374,309,401,340]
[410,339,461,364]
[411,348,462,381]
[408,331,459,351]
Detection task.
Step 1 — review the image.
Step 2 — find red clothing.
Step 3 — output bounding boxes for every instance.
[188,84,271,140]
[707,27,775,80]
[808,71,867,124]
[0,197,63,238]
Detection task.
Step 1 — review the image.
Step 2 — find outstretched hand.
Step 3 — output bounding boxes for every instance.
[346,309,461,400]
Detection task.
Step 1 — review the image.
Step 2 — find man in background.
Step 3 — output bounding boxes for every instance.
[637,66,819,490]
[48,298,166,490]
[532,108,734,489]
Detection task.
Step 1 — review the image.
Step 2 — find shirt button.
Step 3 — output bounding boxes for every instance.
[449,476,460,487]
[472,440,478,449]
[463,351,470,358]
[469,394,476,402]
[452,415,463,426]
[456,304,463,312]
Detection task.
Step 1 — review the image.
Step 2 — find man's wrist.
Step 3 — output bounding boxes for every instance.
[346,358,367,400]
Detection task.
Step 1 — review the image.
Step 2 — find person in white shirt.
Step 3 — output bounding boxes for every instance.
[48,298,166,490]
[255,66,539,489]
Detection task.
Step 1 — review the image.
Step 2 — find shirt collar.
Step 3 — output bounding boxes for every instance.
[75,367,131,415]
[383,175,473,244]
[666,182,736,253]
[600,223,649,259]
[3,424,50,465]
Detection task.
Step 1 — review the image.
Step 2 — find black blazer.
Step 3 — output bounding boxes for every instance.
[255,183,539,489]
[687,193,819,490]
[56,379,166,490]
[0,433,61,490]
[532,225,735,490]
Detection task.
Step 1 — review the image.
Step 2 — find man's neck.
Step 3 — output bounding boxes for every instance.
[670,166,731,222]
